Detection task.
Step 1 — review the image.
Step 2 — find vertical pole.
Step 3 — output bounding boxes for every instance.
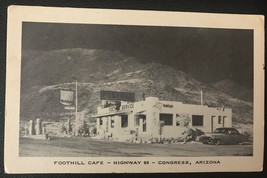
[211,116,214,133]
[201,90,203,105]
[36,118,41,135]
[75,79,78,135]
[29,120,33,135]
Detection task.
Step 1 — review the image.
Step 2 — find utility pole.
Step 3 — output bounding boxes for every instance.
[75,79,78,135]
[201,90,203,106]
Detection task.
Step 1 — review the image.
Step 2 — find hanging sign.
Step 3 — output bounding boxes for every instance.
[60,89,74,105]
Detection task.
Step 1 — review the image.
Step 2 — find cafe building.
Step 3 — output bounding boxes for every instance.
[93,97,232,141]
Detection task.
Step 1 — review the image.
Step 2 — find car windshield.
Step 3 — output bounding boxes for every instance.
[214,129,225,133]
[227,129,239,134]
[214,128,240,134]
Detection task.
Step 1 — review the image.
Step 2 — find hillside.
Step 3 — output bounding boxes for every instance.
[212,79,253,102]
[20,48,253,127]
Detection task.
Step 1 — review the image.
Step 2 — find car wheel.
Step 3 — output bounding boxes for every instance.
[214,140,220,145]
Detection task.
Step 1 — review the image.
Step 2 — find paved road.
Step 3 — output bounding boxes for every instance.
[19,137,253,157]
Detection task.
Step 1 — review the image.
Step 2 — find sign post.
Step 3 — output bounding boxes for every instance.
[73,75,78,136]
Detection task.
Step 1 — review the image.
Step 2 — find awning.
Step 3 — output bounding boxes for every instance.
[92,110,133,118]
[134,110,147,115]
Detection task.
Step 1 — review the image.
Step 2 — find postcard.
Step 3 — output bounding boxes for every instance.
[4,5,264,173]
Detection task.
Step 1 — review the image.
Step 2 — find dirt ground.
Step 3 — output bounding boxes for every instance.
[19,137,253,157]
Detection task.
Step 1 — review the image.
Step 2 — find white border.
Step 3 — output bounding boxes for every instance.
[5,5,265,173]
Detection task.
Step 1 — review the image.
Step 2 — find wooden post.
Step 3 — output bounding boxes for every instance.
[28,120,34,135]
[36,118,42,135]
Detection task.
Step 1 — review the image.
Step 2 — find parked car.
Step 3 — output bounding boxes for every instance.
[200,127,247,145]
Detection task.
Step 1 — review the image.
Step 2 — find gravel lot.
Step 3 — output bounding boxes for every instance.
[19,137,253,157]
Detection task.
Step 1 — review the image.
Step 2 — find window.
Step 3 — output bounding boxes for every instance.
[218,116,222,124]
[159,114,173,126]
[214,128,226,133]
[121,115,128,128]
[99,118,103,125]
[192,115,204,126]
[227,129,239,134]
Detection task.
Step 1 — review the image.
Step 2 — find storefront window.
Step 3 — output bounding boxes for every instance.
[159,113,173,126]
[192,115,204,126]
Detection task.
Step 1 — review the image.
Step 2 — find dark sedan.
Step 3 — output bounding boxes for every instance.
[200,127,248,145]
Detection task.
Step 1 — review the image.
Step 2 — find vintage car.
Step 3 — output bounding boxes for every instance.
[200,127,247,145]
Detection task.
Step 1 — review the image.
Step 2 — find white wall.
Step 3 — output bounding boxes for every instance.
[162,126,188,138]
[95,97,232,139]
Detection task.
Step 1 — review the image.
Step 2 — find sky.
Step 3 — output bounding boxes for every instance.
[22,22,253,89]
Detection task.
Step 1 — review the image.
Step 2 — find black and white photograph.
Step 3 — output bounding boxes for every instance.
[19,22,254,157]
[4,6,264,173]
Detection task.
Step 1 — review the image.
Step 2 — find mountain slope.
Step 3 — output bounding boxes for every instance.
[212,79,253,102]
[20,48,253,126]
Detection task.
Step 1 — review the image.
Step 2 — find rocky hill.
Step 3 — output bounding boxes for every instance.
[20,48,253,127]
[212,79,253,102]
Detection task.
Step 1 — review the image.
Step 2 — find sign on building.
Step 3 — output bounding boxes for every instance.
[100,90,135,102]
[121,103,134,110]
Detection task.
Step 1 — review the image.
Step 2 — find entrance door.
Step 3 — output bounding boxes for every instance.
[136,115,146,132]
[211,116,216,132]
[143,117,147,132]
[223,116,227,127]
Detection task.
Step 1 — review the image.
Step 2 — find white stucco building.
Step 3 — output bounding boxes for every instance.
[93,97,232,141]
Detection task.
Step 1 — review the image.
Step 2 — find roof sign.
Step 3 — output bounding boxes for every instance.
[100,90,135,102]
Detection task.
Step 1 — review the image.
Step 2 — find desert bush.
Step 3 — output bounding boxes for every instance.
[89,126,97,135]
[182,128,204,142]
